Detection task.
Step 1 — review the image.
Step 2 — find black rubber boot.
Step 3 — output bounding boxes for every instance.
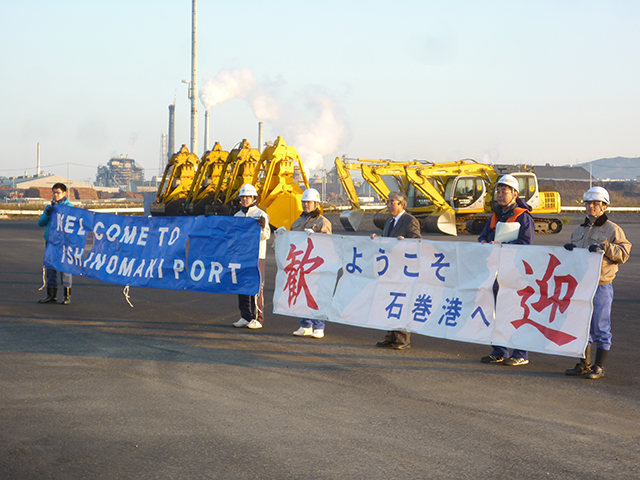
[594,348,609,367]
[565,345,591,376]
[62,287,71,305]
[38,287,58,304]
[586,348,609,379]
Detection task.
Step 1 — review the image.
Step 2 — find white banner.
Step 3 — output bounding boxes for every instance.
[273,231,602,357]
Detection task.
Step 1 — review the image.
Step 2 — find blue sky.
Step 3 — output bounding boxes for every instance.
[1,1,639,183]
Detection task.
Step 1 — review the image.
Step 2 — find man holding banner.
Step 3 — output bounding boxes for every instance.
[232,184,270,330]
[38,183,74,305]
[563,186,631,379]
[478,174,535,366]
[372,191,421,350]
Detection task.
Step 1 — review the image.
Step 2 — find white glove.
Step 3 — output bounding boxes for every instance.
[275,226,286,234]
[304,228,314,235]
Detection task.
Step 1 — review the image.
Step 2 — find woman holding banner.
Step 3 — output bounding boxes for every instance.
[290,188,333,339]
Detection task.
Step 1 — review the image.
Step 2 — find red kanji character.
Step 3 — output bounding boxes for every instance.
[282,237,324,309]
[511,254,578,346]
[530,254,578,323]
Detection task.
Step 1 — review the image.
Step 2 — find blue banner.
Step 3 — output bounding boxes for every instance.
[44,205,261,295]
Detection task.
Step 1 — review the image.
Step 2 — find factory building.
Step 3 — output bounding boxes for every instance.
[95,156,145,190]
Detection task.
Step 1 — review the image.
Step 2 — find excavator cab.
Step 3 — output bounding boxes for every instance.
[443,176,486,212]
[512,172,539,208]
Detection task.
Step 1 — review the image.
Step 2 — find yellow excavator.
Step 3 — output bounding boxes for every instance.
[404,159,562,235]
[336,157,562,235]
[150,145,200,216]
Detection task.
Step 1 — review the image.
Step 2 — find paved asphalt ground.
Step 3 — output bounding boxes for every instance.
[1,213,639,480]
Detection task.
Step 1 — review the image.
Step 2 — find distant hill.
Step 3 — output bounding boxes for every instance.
[577,157,640,181]
[540,179,640,206]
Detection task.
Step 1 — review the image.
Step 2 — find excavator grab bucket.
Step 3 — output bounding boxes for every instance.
[340,209,364,232]
[254,137,309,230]
[150,145,199,216]
[422,208,458,236]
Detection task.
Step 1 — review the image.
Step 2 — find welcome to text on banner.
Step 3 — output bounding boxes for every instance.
[44,205,261,295]
[273,231,602,357]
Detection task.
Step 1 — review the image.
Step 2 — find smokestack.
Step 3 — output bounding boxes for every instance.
[37,142,41,176]
[160,134,167,176]
[189,0,198,154]
[204,110,210,155]
[258,121,264,153]
[168,104,175,161]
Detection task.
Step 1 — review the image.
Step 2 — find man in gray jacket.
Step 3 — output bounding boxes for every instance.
[371,191,421,350]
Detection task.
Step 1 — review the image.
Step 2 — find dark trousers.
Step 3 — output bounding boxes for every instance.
[44,240,72,288]
[238,259,264,323]
[46,268,72,288]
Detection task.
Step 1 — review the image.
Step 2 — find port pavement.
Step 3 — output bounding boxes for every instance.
[1,214,639,479]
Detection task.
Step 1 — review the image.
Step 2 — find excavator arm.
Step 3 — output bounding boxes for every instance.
[334,157,431,231]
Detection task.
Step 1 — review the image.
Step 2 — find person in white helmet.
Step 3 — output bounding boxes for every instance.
[290,188,332,339]
[478,174,535,366]
[563,186,631,379]
[233,184,270,329]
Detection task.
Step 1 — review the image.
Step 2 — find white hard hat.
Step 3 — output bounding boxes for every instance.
[301,188,321,202]
[583,186,609,205]
[238,184,258,197]
[496,174,519,192]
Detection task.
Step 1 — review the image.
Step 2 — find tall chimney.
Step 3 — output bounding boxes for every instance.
[160,134,167,176]
[204,109,210,155]
[37,142,41,176]
[189,0,198,154]
[258,122,264,153]
[168,104,175,161]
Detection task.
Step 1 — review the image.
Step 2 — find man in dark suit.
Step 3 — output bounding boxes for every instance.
[371,191,422,350]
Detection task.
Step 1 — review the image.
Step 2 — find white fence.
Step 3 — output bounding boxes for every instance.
[2,205,639,218]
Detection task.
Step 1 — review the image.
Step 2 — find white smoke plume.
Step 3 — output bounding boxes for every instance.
[281,93,351,170]
[199,68,351,170]
[199,69,257,110]
[249,93,279,121]
[247,76,283,121]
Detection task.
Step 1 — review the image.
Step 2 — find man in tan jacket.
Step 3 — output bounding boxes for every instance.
[563,186,631,379]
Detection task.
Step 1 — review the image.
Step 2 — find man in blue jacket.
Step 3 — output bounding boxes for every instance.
[478,174,535,366]
[38,183,73,305]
